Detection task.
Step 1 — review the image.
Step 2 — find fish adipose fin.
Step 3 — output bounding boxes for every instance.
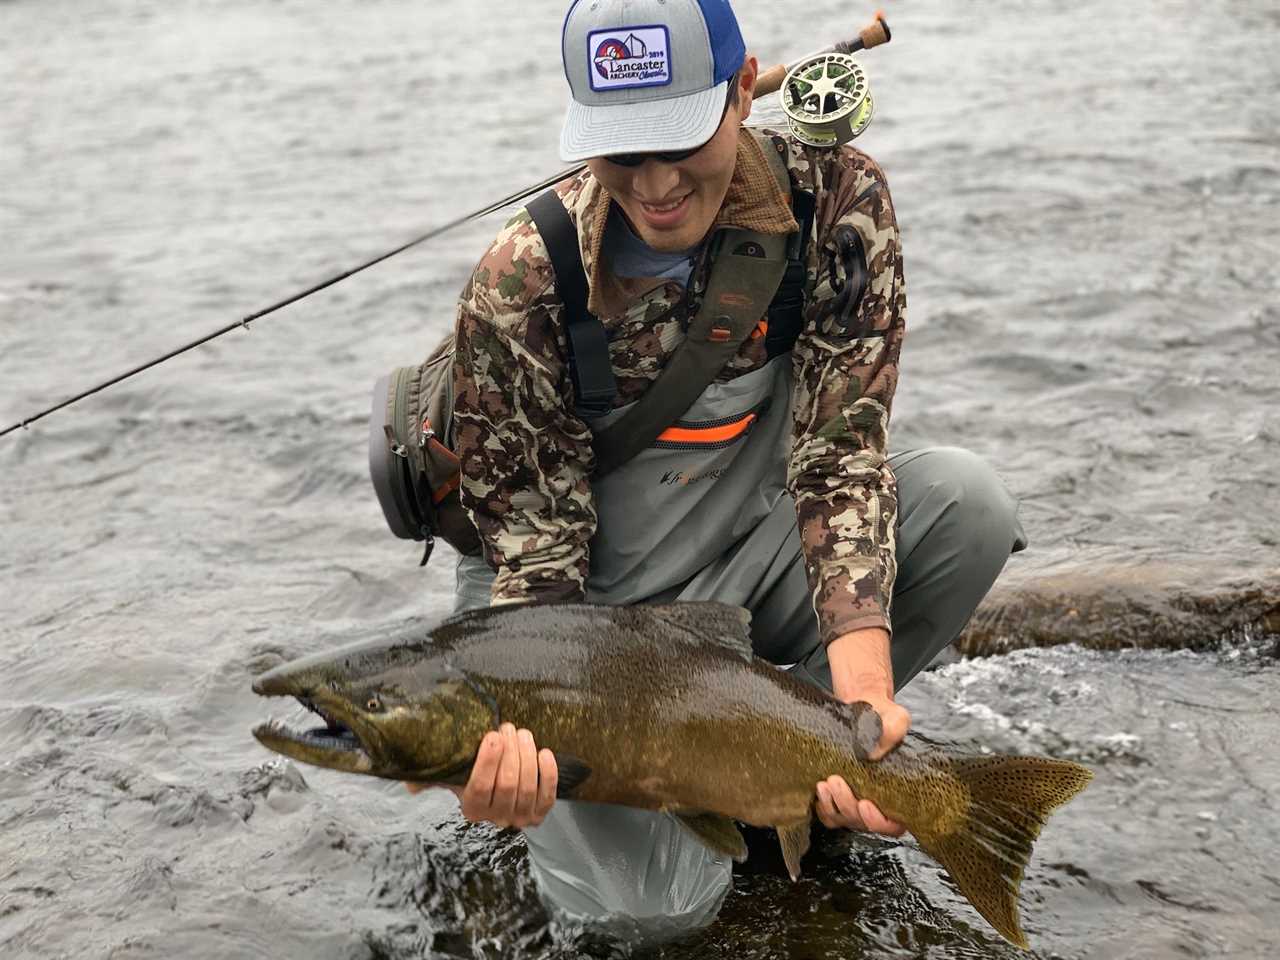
[644,602,754,661]
[552,753,593,799]
[914,756,1094,949]
[776,818,811,881]
[671,810,748,861]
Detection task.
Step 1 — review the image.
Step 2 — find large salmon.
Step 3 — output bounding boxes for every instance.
[252,602,1091,948]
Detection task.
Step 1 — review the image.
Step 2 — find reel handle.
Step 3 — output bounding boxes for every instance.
[753,11,891,98]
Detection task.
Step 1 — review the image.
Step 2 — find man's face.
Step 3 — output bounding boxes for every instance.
[587,61,756,253]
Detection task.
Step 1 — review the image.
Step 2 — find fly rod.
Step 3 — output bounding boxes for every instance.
[0,167,582,440]
[1,12,891,441]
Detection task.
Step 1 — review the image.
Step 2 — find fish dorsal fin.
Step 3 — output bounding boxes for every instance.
[644,602,754,661]
[670,810,747,862]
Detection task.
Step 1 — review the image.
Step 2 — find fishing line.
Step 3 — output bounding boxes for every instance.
[0,164,584,439]
[1,11,890,441]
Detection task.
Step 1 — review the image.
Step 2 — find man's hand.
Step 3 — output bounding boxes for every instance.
[815,627,908,837]
[405,722,558,829]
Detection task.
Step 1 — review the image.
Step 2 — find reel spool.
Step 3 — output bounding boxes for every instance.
[779,52,874,148]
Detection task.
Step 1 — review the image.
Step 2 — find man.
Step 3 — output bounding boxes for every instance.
[412,0,1025,937]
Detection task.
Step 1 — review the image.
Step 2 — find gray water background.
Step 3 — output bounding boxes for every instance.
[1,0,1278,956]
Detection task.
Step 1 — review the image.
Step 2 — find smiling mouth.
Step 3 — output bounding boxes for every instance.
[643,196,688,213]
[638,193,692,227]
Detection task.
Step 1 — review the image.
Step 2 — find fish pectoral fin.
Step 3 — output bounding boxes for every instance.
[644,602,754,661]
[551,753,592,799]
[671,810,748,862]
[776,818,811,881]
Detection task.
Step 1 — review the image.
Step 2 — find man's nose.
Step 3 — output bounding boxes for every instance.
[631,159,681,201]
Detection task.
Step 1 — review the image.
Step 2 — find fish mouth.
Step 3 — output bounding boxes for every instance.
[252,695,373,772]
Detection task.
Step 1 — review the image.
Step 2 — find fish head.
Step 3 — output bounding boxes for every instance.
[251,636,495,781]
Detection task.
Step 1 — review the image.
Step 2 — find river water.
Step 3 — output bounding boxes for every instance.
[1,0,1277,957]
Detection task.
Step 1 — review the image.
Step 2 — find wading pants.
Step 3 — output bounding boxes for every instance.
[454,445,1027,941]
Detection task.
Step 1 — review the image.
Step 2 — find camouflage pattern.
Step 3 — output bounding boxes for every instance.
[451,127,906,644]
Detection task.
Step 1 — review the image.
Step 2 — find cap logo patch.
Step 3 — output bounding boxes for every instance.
[588,25,672,92]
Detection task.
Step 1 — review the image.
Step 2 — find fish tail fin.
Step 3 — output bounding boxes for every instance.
[913,756,1093,949]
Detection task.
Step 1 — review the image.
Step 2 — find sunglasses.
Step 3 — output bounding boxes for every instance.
[604,143,709,167]
[602,86,735,168]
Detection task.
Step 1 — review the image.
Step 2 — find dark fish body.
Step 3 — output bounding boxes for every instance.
[430,605,882,824]
[252,602,1092,948]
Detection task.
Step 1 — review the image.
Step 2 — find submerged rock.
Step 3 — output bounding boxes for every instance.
[959,566,1280,655]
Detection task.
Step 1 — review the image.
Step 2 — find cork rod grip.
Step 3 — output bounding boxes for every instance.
[754,64,789,99]
[857,10,891,50]
[752,11,892,98]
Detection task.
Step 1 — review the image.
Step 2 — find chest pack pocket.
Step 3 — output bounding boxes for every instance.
[369,132,816,565]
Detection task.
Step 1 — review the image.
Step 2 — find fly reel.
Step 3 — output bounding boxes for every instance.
[779,52,874,148]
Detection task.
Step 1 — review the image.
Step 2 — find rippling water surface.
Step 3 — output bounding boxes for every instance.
[2,1,1278,957]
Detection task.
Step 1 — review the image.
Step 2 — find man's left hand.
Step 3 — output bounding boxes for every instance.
[814,694,909,836]
[816,628,910,836]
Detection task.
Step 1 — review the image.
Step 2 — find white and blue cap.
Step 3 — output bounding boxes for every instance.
[559,0,746,163]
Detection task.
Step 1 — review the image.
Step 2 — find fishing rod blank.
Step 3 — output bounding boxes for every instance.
[0,165,583,440]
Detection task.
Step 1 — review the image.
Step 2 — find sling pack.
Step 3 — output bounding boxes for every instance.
[368,336,482,563]
[369,131,817,564]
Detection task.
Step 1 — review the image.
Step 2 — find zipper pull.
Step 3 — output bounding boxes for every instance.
[383,424,408,458]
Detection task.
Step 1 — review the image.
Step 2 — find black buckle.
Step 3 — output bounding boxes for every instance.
[571,360,616,419]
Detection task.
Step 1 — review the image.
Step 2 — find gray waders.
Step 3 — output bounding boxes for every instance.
[454,355,1027,940]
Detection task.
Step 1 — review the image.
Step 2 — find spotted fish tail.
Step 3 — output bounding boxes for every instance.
[914,756,1093,949]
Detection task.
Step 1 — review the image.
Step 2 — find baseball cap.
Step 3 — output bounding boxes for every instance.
[559,0,746,163]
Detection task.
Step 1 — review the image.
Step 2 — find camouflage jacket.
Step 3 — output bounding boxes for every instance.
[452,127,906,645]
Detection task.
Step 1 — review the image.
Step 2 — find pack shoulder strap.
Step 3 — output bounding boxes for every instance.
[526,190,617,418]
[590,228,790,475]
[590,133,797,476]
[766,197,816,359]
[747,129,816,360]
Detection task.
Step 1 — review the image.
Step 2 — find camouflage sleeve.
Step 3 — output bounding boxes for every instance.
[787,146,906,645]
[451,209,596,606]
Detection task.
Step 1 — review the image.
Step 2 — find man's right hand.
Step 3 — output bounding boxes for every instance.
[405,722,558,829]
